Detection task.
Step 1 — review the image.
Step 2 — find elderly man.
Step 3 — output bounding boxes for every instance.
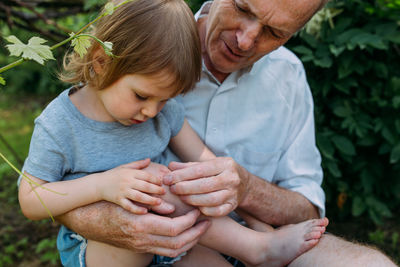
[58,0,396,266]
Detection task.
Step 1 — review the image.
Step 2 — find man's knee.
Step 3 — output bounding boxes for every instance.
[289,234,397,267]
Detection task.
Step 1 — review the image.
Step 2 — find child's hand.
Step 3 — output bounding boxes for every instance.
[98,161,165,214]
[141,162,175,214]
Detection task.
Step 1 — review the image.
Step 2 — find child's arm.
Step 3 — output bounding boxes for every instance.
[18,160,165,220]
[169,119,216,162]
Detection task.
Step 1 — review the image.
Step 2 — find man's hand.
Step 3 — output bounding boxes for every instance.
[57,202,210,257]
[164,157,250,216]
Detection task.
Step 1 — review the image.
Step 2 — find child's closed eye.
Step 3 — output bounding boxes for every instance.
[135,92,148,101]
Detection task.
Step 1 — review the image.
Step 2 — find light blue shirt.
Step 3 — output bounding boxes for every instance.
[164,24,326,216]
[23,88,184,183]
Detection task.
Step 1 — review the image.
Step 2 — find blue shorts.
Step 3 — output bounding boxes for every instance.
[56,226,186,267]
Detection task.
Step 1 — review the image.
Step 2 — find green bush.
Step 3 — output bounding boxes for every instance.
[286,0,400,224]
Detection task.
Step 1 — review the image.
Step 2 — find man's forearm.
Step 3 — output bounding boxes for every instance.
[55,200,210,257]
[238,174,319,226]
[56,201,132,248]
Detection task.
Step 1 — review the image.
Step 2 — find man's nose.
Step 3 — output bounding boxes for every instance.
[236,19,262,51]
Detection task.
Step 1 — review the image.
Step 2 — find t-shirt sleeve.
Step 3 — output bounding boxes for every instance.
[23,120,67,182]
[161,99,185,137]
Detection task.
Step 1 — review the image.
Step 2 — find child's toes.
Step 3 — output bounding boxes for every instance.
[304,231,322,241]
[312,226,326,234]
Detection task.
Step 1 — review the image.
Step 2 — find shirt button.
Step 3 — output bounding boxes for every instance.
[212,128,217,132]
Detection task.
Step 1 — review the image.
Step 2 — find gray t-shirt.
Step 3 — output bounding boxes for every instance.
[23,88,184,182]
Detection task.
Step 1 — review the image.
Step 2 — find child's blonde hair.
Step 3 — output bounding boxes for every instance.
[60,0,201,95]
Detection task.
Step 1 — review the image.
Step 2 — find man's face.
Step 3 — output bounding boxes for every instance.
[202,0,322,78]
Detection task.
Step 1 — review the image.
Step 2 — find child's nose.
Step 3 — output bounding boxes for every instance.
[141,102,158,118]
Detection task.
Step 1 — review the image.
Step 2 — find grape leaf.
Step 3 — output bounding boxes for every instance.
[5,35,55,65]
[70,33,92,58]
[103,41,113,56]
[0,75,5,85]
[104,2,115,15]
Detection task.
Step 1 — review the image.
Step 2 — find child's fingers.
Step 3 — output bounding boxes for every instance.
[126,189,162,206]
[130,179,165,194]
[120,199,148,214]
[150,199,175,215]
[121,158,151,170]
[134,170,162,185]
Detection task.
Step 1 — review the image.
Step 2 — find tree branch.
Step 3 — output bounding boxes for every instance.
[13,0,72,34]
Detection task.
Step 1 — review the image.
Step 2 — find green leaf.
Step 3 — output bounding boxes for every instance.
[373,62,389,79]
[105,2,115,15]
[5,35,55,65]
[390,143,400,163]
[387,32,400,44]
[382,127,396,144]
[393,96,400,109]
[350,33,387,50]
[5,35,25,56]
[333,105,351,117]
[325,161,342,177]
[313,56,332,68]
[366,196,392,218]
[357,136,376,147]
[329,44,345,57]
[300,32,318,48]
[103,41,113,56]
[338,54,354,79]
[84,0,107,10]
[331,135,356,156]
[71,34,92,58]
[334,77,358,94]
[336,29,365,45]
[0,75,5,85]
[292,45,313,55]
[352,196,366,217]
[360,169,374,193]
[317,135,335,159]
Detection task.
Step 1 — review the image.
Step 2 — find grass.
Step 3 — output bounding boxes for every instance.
[0,92,60,267]
[0,92,399,266]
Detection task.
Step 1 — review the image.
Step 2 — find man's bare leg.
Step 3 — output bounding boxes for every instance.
[289,234,397,267]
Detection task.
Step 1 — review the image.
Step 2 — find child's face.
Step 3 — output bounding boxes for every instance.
[97,71,177,126]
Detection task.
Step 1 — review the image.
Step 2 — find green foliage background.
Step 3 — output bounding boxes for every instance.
[286,0,400,225]
[1,0,399,227]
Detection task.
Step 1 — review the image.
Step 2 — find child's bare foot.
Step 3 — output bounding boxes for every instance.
[247,217,329,267]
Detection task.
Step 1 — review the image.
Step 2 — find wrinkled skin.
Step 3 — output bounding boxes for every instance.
[56,160,210,257]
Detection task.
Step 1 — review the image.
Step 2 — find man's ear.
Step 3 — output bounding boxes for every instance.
[91,47,108,75]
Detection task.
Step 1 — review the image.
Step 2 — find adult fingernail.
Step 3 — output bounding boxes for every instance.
[163,174,172,184]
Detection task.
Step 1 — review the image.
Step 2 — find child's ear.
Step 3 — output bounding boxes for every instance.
[91,47,108,75]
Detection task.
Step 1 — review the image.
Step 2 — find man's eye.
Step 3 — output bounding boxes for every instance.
[265,27,282,39]
[135,93,148,101]
[234,1,247,13]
